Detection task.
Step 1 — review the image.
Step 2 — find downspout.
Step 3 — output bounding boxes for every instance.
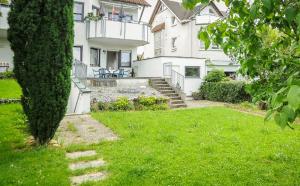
[139,5,145,23]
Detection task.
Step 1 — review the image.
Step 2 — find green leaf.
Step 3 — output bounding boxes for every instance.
[262,0,272,11]
[274,112,288,129]
[297,13,300,24]
[285,7,297,24]
[199,31,211,50]
[281,105,295,122]
[287,85,300,110]
[265,109,274,121]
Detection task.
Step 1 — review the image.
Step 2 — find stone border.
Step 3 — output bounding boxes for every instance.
[0,98,21,104]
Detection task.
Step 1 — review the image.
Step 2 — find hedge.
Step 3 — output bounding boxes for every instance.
[196,81,251,103]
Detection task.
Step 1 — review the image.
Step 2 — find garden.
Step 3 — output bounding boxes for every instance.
[1,0,299,185]
[1,76,300,185]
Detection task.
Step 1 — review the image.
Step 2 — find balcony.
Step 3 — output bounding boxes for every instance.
[0,4,9,38]
[87,19,149,47]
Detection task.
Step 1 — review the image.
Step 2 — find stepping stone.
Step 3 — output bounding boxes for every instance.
[66,150,97,160]
[69,159,105,171]
[71,172,107,185]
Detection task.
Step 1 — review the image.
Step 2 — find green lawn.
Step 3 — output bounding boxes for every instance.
[90,108,300,185]
[0,79,22,99]
[0,104,69,185]
[1,104,299,185]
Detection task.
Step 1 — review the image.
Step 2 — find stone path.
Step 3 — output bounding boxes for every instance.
[185,100,225,108]
[56,114,118,146]
[66,150,108,185]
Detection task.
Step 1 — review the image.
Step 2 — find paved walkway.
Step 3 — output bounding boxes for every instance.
[56,114,118,146]
[185,100,225,108]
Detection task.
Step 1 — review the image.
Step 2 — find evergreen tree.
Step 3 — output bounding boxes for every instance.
[8,0,74,144]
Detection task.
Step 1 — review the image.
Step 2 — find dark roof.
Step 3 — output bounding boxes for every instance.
[149,0,224,25]
[114,0,150,6]
[161,0,195,21]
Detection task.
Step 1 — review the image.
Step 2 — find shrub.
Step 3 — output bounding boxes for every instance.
[0,71,14,79]
[199,81,250,103]
[8,1,74,144]
[205,69,225,82]
[192,92,202,100]
[133,96,169,110]
[110,97,134,111]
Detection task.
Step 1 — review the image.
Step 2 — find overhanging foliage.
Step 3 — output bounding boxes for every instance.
[183,0,300,128]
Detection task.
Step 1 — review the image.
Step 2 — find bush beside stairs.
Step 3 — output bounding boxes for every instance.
[150,78,187,109]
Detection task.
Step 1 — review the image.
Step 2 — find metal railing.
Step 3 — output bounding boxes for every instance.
[87,18,149,42]
[73,59,87,88]
[163,62,184,92]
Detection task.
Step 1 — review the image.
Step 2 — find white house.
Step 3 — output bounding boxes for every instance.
[0,0,151,76]
[133,0,240,96]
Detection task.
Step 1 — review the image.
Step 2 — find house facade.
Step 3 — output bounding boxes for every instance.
[133,0,240,96]
[0,0,150,76]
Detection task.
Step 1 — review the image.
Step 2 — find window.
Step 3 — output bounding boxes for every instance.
[74,2,84,22]
[92,6,100,16]
[159,4,166,12]
[108,12,119,20]
[154,31,162,56]
[171,37,177,50]
[119,51,131,67]
[90,48,101,67]
[185,66,200,78]
[171,16,176,25]
[209,8,214,15]
[73,46,82,62]
[199,41,219,50]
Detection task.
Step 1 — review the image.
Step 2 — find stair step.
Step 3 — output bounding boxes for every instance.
[169,96,181,100]
[69,159,105,171]
[171,100,185,104]
[164,93,179,97]
[171,104,187,108]
[160,90,176,94]
[71,172,107,185]
[153,83,169,87]
[151,79,165,82]
[66,150,97,160]
[157,87,173,90]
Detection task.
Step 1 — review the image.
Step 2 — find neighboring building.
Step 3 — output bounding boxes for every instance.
[133,0,240,96]
[0,0,151,76]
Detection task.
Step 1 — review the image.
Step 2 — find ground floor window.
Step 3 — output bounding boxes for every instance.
[119,51,131,67]
[185,66,200,78]
[90,48,101,67]
[73,46,82,62]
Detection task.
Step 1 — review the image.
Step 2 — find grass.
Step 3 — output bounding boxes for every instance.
[0,79,22,99]
[89,108,300,185]
[1,103,299,185]
[67,122,78,133]
[0,104,69,185]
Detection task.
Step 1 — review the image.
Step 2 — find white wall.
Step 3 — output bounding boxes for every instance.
[0,38,13,69]
[133,56,206,95]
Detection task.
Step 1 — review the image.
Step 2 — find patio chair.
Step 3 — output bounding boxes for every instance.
[99,68,110,79]
[92,69,100,78]
[113,69,125,78]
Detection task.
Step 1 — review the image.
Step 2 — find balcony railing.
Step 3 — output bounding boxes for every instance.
[87,18,149,46]
[0,4,9,30]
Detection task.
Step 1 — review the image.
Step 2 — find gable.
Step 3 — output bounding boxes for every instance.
[149,0,224,26]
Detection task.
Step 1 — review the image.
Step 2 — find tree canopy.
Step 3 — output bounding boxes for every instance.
[183,0,300,128]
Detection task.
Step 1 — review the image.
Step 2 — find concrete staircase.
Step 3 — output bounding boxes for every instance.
[151,78,187,109]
